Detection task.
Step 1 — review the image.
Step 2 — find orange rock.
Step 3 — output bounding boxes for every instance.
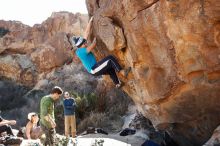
[87,0,220,145]
[0,12,88,86]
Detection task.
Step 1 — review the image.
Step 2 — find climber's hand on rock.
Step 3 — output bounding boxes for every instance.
[92,37,97,47]
[93,37,96,44]
[90,16,94,22]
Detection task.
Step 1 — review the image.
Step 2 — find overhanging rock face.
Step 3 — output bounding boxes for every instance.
[86,0,220,145]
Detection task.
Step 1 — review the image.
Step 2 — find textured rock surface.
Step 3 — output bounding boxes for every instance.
[86,0,220,145]
[0,12,88,86]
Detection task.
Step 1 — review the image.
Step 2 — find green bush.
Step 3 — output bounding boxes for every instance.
[74,92,101,119]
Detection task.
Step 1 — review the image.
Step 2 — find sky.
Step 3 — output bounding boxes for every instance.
[0,0,88,26]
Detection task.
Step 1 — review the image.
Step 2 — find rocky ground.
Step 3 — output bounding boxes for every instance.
[76,133,145,146]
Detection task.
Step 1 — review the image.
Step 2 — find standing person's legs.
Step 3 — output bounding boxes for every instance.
[41,125,56,146]
[48,128,56,146]
[40,125,50,146]
[70,115,76,138]
[64,116,71,137]
[0,125,14,136]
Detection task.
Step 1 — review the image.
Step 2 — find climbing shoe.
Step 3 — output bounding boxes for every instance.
[116,81,124,88]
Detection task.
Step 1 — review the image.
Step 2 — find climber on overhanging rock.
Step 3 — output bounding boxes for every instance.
[66,16,131,88]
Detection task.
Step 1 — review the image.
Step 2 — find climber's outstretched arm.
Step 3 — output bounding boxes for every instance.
[84,16,93,40]
[87,38,96,53]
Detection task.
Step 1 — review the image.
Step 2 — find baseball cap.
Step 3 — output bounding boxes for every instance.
[64,92,70,96]
[28,112,37,121]
[71,36,87,48]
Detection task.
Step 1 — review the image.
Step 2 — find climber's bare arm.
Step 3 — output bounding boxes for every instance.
[84,17,93,40]
[87,38,96,53]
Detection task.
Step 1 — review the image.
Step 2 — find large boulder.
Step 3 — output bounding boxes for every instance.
[86,0,220,145]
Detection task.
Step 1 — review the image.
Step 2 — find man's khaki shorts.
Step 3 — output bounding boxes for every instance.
[64,115,76,134]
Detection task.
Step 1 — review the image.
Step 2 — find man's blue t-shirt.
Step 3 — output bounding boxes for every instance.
[76,48,97,73]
